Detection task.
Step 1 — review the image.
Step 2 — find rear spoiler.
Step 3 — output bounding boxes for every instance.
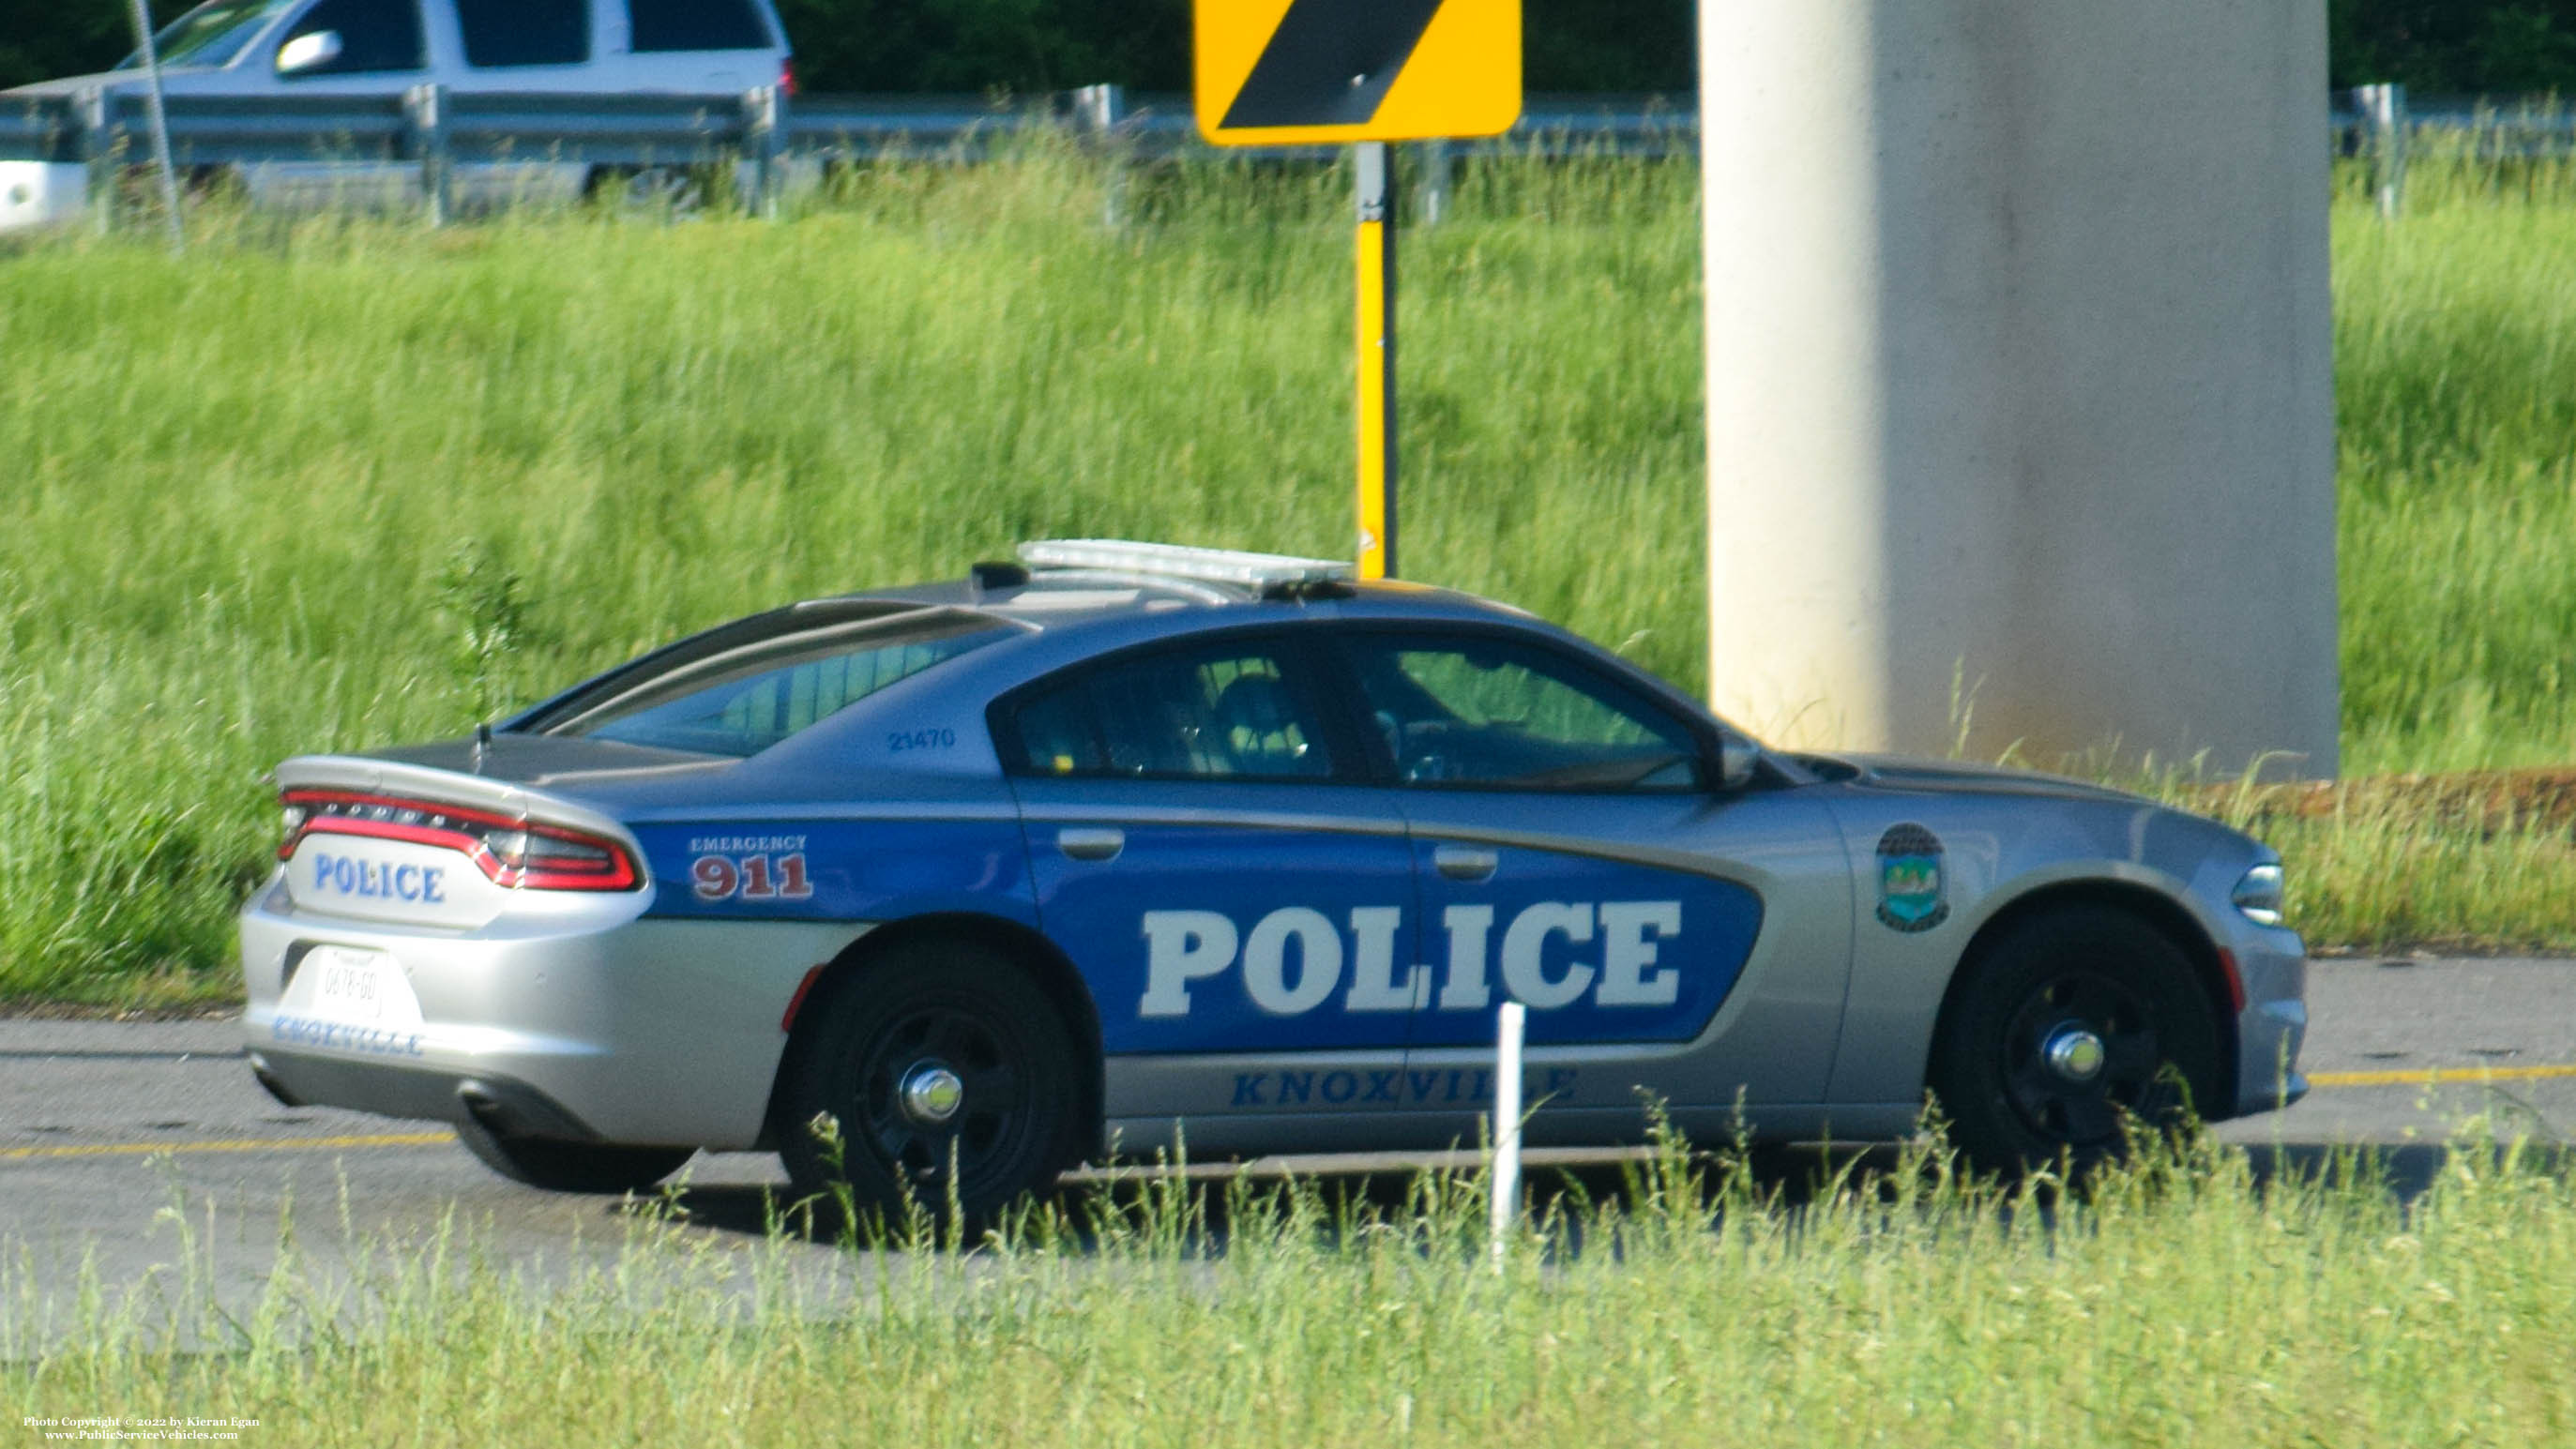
[272,755,643,853]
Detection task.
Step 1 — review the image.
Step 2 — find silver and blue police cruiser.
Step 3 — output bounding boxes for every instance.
[241,539,2308,1212]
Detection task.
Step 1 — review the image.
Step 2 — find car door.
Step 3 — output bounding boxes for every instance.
[445,0,597,201]
[257,0,432,206]
[1326,626,1855,1146]
[996,630,1429,1153]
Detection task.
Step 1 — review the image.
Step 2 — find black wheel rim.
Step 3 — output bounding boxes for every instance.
[1996,970,2172,1147]
[626,167,705,212]
[846,1001,1032,1196]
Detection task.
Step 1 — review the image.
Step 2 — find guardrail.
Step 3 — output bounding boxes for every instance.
[0,83,1696,227]
[2320,86,2576,216]
[0,80,2553,227]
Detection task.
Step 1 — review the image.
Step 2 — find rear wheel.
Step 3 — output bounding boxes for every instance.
[182,164,246,206]
[583,164,715,215]
[453,1115,694,1195]
[774,937,1084,1233]
[1927,905,2224,1176]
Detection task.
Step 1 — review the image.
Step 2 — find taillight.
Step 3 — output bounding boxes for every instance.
[278,790,642,892]
[481,828,634,889]
[779,58,796,96]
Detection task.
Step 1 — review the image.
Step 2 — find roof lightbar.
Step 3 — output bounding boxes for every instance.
[1016,539,1355,588]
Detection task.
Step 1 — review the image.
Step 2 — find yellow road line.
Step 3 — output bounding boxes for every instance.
[0,1131,453,1162]
[2310,1064,2576,1089]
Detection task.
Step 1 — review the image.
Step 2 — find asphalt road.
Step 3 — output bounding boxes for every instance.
[5,955,2573,1329]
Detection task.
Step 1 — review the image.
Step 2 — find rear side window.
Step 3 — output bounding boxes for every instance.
[456,0,589,66]
[1007,642,1334,781]
[277,0,424,74]
[546,612,1008,758]
[627,0,773,52]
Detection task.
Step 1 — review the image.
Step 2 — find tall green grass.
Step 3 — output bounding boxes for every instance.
[8,1129,2574,1443]
[1,147,2573,999]
[2336,200,2576,772]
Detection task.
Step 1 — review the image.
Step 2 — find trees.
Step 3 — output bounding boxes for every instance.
[2330,0,2576,91]
[0,0,127,91]
[766,0,1692,96]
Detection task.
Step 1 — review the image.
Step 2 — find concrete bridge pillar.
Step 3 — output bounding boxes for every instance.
[1699,1,2339,777]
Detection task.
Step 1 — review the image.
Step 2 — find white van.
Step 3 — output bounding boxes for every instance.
[0,0,794,231]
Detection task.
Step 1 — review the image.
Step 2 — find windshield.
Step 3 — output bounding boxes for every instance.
[545,611,1011,758]
[119,0,294,70]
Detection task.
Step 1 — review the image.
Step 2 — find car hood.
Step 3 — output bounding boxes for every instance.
[5,75,103,98]
[7,73,196,98]
[1815,752,2153,807]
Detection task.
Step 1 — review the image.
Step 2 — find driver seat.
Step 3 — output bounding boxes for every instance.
[1211,673,1311,774]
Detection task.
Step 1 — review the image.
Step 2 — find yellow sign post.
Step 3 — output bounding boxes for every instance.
[1194,0,1521,578]
[1353,143,1397,577]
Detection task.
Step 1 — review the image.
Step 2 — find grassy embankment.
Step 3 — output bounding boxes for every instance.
[1,149,2573,1003]
[8,1130,2574,1443]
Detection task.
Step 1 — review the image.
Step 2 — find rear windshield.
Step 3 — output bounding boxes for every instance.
[544,611,1008,758]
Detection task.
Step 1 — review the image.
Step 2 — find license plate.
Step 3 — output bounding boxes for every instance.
[300,945,422,1027]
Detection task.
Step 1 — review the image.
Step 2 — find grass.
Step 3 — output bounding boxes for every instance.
[2335,202,2576,771]
[8,1125,2574,1443]
[0,143,2574,1001]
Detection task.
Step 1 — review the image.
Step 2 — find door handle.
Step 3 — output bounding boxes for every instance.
[1432,844,1498,882]
[1058,827,1125,862]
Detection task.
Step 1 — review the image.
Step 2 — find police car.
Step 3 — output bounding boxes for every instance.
[240,540,2309,1214]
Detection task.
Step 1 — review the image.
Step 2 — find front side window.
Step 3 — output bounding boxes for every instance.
[627,0,773,52]
[275,0,425,75]
[1007,641,1334,781]
[543,612,1008,758]
[1344,633,1705,792]
[455,0,589,68]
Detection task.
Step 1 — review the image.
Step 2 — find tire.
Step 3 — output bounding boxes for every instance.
[773,937,1085,1233]
[1927,905,2224,1177]
[182,165,246,205]
[583,164,714,215]
[453,1114,695,1195]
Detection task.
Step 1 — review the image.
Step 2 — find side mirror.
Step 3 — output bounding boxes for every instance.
[276,30,343,75]
[1716,732,1761,791]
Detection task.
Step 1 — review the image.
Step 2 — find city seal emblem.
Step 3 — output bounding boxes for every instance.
[1874,823,1949,933]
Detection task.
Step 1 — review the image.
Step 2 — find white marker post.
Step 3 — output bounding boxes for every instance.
[1489,1000,1525,1269]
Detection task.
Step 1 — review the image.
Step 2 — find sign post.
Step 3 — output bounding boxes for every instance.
[1194,0,1521,579]
[122,0,185,252]
[1353,142,1398,576]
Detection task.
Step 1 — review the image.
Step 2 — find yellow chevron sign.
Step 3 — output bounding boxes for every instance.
[1194,0,1522,145]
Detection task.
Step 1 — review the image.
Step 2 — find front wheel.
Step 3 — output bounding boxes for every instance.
[1927,905,2224,1176]
[773,938,1084,1233]
[454,1114,695,1194]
